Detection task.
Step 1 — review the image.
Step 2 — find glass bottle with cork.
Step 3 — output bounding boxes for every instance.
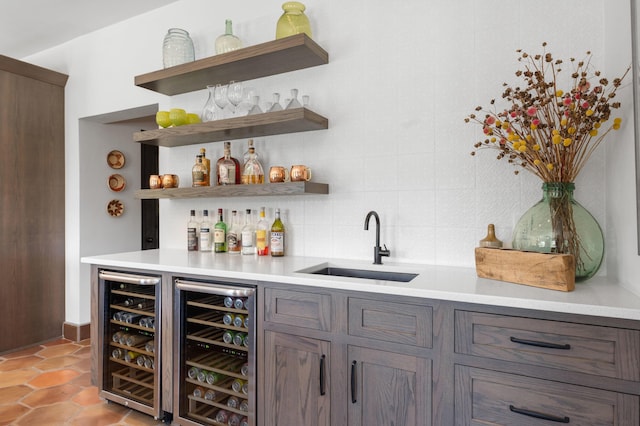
[241,139,264,184]
[192,154,208,187]
[217,141,241,185]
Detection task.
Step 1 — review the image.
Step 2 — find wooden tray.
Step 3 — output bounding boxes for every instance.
[475,247,575,292]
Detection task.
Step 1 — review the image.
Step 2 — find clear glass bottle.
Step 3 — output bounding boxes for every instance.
[214,208,227,253]
[256,207,269,256]
[227,210,241,254]
[199,210,212,252]
[242,140,264,184]
[286,88,302,109]
[192,154,208,187]
[217,141,241,185]
[241,209,255,255]
[275,2,312,39]
[163,28,195,68]
[270,208,285,257]
[200,148,211,186]
[268,93,283,112]
[216,19,243,54]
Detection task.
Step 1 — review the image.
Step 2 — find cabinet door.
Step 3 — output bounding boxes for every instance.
[264,331,330,426]
[348,346,432,426]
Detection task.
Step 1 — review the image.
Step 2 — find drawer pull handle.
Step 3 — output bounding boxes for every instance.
[510,336,571,350]
[320,355,326,396]
[351,360,357,403]
[509,405,570,423]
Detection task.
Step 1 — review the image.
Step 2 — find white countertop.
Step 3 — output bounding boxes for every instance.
[81,249,640,321]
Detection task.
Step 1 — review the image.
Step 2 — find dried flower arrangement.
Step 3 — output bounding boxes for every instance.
[466,42,628,181]
[465,43,630,278]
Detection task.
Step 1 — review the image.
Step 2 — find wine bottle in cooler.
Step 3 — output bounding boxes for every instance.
[256,207,269,256]
[187,209,199,251]
[241,209,255,255]
[200,210,212,252]
[270,208,285,257]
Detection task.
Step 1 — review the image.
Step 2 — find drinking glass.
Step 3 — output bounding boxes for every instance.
[227,81,244,115]
[214,84,230,118]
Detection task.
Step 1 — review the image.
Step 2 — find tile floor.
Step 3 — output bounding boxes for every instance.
[0,338,165,426]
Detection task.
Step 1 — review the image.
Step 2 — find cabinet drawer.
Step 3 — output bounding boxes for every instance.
[455,310,640,380]
[264,288,332,331]
[348,298,433,347]
[455,365,639,425]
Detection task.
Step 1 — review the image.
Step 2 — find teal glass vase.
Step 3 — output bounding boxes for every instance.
[512,182,604,281]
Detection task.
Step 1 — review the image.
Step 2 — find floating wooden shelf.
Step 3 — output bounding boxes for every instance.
[135,34,329,96]
[135,181,329,200]
[133,108,328,147]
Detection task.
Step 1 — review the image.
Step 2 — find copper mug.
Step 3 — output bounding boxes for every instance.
[269,166,290,183]
[149,174,163,189]
[161,174,179,188]
[290,165,312,182]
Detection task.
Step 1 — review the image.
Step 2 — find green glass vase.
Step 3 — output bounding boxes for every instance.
[276,2,312,39]
[512,182,604,281]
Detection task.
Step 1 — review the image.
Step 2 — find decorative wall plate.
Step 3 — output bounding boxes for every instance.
[108,174,126,192]
[107,150,125,169]
[107,199,124,217]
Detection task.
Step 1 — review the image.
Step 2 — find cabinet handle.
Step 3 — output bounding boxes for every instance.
[350,360,357,403]
[510,336,571,350]
[319,355,326,396]
[509,405,570,423]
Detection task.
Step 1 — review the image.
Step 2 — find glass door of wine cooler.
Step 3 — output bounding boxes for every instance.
[98,270,163,419]
[174,278,256,426]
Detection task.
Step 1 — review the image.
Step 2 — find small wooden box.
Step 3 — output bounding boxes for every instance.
[475,247,575,292]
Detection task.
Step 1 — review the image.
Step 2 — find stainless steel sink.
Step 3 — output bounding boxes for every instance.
[303,266,418,282]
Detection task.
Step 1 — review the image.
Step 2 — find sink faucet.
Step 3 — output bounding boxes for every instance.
[364,211,390,265]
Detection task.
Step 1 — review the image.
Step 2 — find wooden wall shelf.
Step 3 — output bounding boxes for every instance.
[135,34,329,96]
[135,181,329,200]
[133,108,328,147]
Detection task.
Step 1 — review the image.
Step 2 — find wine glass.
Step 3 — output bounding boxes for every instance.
[227,81,244,116]
[214,84,229,118]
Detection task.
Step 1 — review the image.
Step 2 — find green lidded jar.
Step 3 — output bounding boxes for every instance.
[512,182,604,281]
[276,2,312,39]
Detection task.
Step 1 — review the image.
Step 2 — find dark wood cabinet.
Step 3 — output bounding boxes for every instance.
[0,55,67,353]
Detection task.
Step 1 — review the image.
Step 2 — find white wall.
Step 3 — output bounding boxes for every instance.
[24,0,640,325]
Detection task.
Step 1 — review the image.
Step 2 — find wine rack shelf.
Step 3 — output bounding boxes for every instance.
[134,33,328,96]
[135,181,328,200]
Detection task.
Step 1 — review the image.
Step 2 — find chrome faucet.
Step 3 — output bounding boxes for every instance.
[364,210,390,264]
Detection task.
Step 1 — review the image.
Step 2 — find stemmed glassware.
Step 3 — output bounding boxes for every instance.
[227,81,244,116]
[214,83,230,118]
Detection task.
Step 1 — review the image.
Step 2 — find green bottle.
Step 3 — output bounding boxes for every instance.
[214,208,227,253]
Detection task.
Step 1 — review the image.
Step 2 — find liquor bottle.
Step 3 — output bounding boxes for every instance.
[241,139,264,184]
[200,148,211,186]
[242,138,254,165]
[187,209,199,251]
[200,210,212,252]
[270,208,285,257]
[227,210,241,254]
[217,141,241,185]
[214,208,227,253]
[192,154,208,187]
[256,207,269,256]
[241,209,255,255]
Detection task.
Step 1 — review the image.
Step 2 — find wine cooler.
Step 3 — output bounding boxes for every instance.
[174,278,256,426]
[97,270,164,419]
